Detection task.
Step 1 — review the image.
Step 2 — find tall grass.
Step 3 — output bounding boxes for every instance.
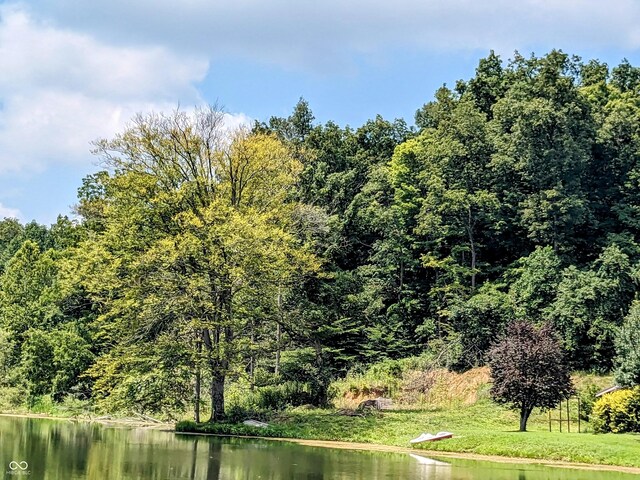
[330,354,491,410]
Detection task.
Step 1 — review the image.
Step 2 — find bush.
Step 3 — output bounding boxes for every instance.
[578,384,599,421]
[255,382,314,410]
[176,420,287,438]
[0,386,24,410]
[224,404,271,424]
[29,394,55,414]
[225,380,316,419]
[592,387,640,433]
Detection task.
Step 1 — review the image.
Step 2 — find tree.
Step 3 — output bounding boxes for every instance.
[449,285,514,370]
[488,321,574,431]
[86,106,316,421]
[509,246,562,320]
[0,240,61,337]
[20,329,56,401]
[614,301,640,387]
[489,51,593,256]
[547,244,637,370]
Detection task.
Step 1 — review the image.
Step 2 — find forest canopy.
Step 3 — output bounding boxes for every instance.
[1,50,640,418]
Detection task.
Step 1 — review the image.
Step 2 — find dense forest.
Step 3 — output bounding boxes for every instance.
[1,50,640,421]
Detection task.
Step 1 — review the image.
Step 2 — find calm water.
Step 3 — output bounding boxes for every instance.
[0,416,636,480]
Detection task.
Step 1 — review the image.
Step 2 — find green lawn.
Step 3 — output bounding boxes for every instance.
[176,400,640,468]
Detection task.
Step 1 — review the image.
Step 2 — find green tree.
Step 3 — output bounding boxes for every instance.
[614,302,640,387]
[548,244,637,370]
[449,285,514,370]
[86,107,316,420]
[20,329,56,400]
[0,241,61,337]
[509,246,562,319]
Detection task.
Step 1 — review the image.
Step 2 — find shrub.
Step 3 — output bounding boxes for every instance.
[592,387,640,433]
[578,383,599,421]
[175,420,287,438]
[224,404,271,424]
[255,382,314,410]
[0,386,24,410]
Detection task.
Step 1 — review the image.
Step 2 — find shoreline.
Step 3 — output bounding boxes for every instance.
[175,431,640,475]
[3,412,639,475]
[0,412,173,429]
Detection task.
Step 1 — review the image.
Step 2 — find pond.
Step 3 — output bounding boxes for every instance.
[0,415,636,479]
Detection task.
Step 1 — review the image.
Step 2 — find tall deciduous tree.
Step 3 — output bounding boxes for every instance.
[85,107,316,421]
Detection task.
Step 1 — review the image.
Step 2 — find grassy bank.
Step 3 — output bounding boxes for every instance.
[176,399,640,469]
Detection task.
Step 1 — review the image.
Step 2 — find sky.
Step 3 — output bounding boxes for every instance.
[2,0,640,224]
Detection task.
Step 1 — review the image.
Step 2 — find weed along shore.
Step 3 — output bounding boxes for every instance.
[175,404,640,472]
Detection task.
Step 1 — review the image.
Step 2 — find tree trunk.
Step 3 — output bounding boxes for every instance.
[202,326,228,422]
[314,343,328,406]
[209,373,225,422]
[275,323,281,375]
[519,406,532,432]
[194,337,202,423]
[249,320,255,390]
[468,206,477,290]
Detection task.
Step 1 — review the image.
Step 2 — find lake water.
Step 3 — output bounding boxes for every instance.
[0,415,636,479]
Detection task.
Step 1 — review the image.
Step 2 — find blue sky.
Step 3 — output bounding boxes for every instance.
[1,0,640,224]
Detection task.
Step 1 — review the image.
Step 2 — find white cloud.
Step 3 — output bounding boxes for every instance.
[0,202,21,219]
[24,0,640,71]
[0,4,219,173]
[0,0,638,174]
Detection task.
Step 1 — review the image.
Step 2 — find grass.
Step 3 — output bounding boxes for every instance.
[176,399,640,468]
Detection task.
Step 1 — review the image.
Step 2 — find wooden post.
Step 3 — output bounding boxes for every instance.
[559,402,562,432]
[548,409,552,432]
[567,398,570,433]
[578,397,581,433]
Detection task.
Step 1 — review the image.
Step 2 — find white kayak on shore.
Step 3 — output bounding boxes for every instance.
[409,431,454,444]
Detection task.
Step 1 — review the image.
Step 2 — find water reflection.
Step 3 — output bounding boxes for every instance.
[0,416,636,480]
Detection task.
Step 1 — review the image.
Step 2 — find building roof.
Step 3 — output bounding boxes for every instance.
[595,385,622,397]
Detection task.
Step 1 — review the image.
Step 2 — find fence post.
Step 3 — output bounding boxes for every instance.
[559,402,562,432]
[578,397,581,433]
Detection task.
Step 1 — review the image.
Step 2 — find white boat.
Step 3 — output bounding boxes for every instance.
[409,431,453,444]
[243,419,269,428]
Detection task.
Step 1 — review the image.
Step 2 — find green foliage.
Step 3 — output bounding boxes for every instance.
[0,241,61,335]
[20,329,56,400]
[6,52,640,422]
[548,244,638,370]
[0,327,16,384]
[578,383,600,421]
[50,325,94,400]
[509,246,562,319]
[87,338,192,416]
[614,301,640,387]
[592,387,640,433]
[449,285,514,369]
[176,420,288,438]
